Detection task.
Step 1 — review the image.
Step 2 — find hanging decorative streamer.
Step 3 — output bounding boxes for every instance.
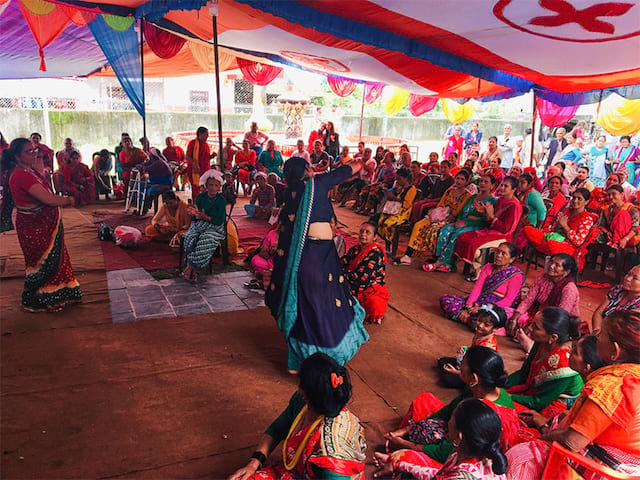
[327,76,357,97]
[101,13,135,32]
[237,57,282,85]
[143,22,185,59]
[535,97,578,127]
[62,6,96,26]
[384,87,409,115]
[0,0,12,16]
[19,0,71,71]
[441,99,475,124]
[88,15,144,117]
[596,96,640,136]
[408,94,438,117]
[188,41,236,72]
[364,82,385,104]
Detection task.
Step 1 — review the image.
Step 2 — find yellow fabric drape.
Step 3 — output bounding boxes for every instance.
[597,95,640,136]
[384,88,409,115]
[441,99,475,124]
[188,42,236,73]
[20,0,55,16]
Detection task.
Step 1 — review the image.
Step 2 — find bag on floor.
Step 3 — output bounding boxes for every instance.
[114,225,143,248]
[98,222,114,241]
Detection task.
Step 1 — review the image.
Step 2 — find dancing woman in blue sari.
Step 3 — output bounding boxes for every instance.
[266,157,369,373]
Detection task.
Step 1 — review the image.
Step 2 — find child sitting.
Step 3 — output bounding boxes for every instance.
[437,304,506,388]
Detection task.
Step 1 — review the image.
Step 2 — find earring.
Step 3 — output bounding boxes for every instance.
[452,440,460,447]
[469,381,478,388]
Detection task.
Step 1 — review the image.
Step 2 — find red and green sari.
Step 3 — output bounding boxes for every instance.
[257,392,366,479]
[9,169,81,312]
[342,242,389,323]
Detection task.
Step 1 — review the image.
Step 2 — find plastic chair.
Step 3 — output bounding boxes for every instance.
[541,442,638,480]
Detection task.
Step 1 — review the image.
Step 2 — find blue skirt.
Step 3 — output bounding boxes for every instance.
[287,239,368,369]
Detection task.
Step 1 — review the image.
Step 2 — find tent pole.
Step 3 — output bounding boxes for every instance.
[529,90,537,168]
[212,11,224,167]
[139,19,147,152]
[359,85,365,141]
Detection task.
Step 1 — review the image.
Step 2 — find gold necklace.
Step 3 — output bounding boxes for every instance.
[282,405,324,471]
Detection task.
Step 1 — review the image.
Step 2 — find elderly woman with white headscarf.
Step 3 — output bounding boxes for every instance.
[244,171,275,219]
[182,168,227,282]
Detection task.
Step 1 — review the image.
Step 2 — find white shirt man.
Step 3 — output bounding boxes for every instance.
[498,124,514,170]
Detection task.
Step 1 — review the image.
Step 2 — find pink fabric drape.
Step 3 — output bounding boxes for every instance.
[142,22,185,59]
[237,58,282,85]
[327,76,357,97]
[364,82,385,104]
[409,94,438,116]
[536,98,579,127]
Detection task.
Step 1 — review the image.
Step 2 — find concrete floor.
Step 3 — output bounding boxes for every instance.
[0,202,610,479]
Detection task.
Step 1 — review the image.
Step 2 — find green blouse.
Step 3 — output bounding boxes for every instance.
[458,195,498,227]
[194,192,226,226]
[422,388,514,463]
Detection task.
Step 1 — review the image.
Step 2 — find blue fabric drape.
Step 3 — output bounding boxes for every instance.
[88,16,144,117]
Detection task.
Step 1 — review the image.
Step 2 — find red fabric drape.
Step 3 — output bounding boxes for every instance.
[364,82,385,104]
[237,58,282,85]
[409,94,438,116]
[19,2,71,71]
[536,98,579,127]
[327,76,357,97]
[62,6,96,26]
[142,22,185,59]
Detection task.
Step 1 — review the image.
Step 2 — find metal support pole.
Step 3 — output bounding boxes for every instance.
[359,85,365,142]
[212,12,224,167]
[139,19,147,152]
[529,91,537,168]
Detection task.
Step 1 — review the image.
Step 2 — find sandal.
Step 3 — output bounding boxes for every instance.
[464,274,478,282]
[435,264,453,273]
[394,256,412,266]
[422,263,436,272]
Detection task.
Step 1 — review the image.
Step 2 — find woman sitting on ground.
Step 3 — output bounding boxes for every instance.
[440,242,524,325]
[144,190,190,243]
[506,310,640,479]
[383,346,519,465]
[61,149,95,206]
[507,307,583,418]
[508,254,580,349]
[377,168,417,252]
[247,226,279,291]
[523,188,596,272]
[375,399,509,479]
[181,171,226,282]
[394,170,471,266]
[342,221,389,324]
[245,172,275,219]
[437,304,507,389]
[227,353,366,480]
[419,174,497,272]
[455,176,522,281]
[591,265,640,334]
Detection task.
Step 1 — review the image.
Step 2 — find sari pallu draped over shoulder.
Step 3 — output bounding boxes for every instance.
[16,204,81,311]
[277,176,368,370]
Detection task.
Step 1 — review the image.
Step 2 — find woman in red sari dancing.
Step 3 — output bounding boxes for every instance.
[4,138,81,312]
[374,399,509,479]
[342,221,389,324]
[227,353,366,480]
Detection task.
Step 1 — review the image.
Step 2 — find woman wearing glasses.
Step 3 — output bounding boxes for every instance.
[2,137,81,312]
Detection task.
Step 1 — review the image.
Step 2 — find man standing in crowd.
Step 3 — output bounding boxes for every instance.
[498,123,514,171]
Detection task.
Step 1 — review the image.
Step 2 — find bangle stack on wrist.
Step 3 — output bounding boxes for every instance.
[250,451,267,468]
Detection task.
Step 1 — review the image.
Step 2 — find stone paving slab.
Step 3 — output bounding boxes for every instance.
[106,269,257,323]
